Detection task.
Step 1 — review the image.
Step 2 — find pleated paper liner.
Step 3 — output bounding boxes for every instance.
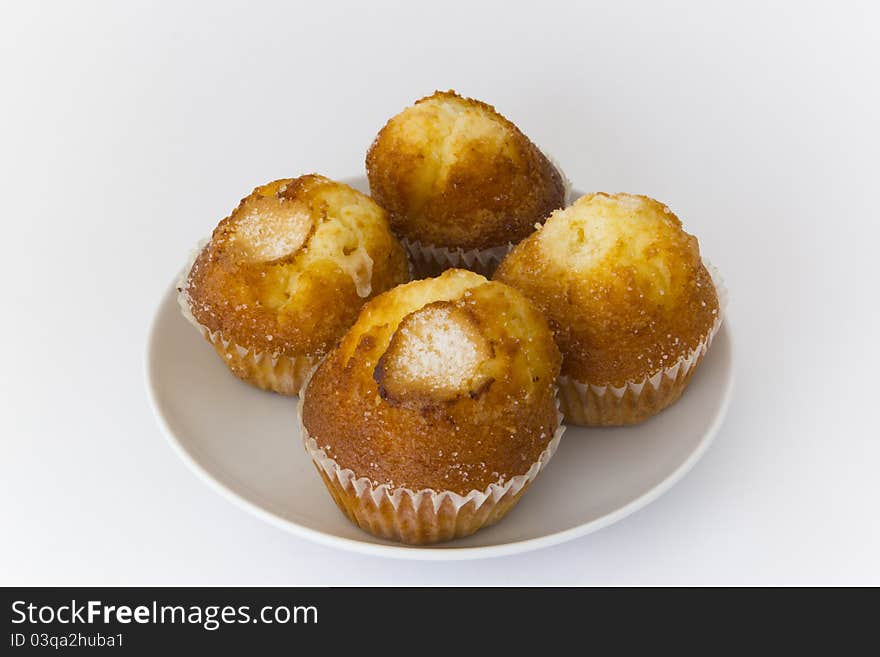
[177,288,317,396]
[542,147,573,205]
[402,238,513,279]
[558,260,728,426]
[298,384,566,545]
[176,240,318,395]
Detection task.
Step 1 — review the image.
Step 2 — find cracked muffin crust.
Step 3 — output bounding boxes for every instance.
[300,269,563,543]
[302,268,561,495]
[494,193,721,424]
[366,90,565,260]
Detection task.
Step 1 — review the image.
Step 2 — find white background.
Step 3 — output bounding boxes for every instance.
[2,1,878,585]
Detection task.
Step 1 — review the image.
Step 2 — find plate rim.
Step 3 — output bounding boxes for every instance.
[146,271,734,562]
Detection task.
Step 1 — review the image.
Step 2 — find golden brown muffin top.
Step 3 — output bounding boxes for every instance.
[495,193,719,387]
[301,269,561,495]
[366,90,565,250]
[182,174,410,357]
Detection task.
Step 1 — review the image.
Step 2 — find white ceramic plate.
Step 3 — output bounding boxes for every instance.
[146,178,733,560]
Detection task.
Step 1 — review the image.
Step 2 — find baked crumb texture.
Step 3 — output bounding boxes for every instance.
[180,174,410,395]
[366,90,565,273]
[300,269,564,544]
[495,192,723,425]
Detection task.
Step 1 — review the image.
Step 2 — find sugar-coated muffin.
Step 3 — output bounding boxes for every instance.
[366,90,566,278]
[300,269,563,544]
[179,174,410,395]
[494,193,723,426]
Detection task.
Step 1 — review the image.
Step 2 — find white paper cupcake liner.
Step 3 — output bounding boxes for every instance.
[540,145,573,206]
[558,260,728,426]
[298,378,566,544]
[176,240,317,396]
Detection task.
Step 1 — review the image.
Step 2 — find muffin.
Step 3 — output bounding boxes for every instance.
[178,174,410,395]
[300,269,564,544]
[494,193,725,426]
[366,90,567,278]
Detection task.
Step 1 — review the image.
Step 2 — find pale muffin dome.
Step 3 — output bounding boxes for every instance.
[495,193,719,387]
[366,90,565,251]
[181,174,410,393]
